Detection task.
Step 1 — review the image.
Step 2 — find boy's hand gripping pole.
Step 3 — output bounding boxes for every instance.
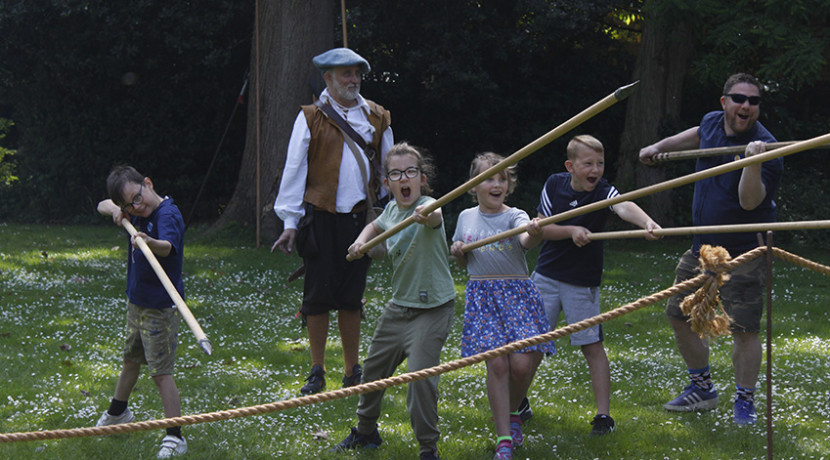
[121,219,213,355]
[346,81,640,261]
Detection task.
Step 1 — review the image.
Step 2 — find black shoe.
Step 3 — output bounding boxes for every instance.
[419,449,440,460]
[300,365,326,395]
[590,414,615,435]
[518,396,533,422]
[331,426,382,451]
[342,363,363,388]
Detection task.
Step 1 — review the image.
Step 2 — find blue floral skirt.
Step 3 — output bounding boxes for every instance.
[460,278,555,357]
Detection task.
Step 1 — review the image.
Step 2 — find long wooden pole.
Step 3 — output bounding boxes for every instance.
[255,0,262,248]
[585,220,830,241]
[346,81,640,260]
[461,132,830,252]
[651,141,799,163]
[764,231,774,460]
[121,219,213,355]
[341,0,348,47]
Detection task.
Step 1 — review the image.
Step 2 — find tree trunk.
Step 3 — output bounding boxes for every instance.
[217,0,334,241]
[617,11,695,226]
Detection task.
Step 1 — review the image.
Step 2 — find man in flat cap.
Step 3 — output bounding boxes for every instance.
[272,48,393,395]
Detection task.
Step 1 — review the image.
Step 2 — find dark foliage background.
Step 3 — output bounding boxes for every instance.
[343,0,638,231]
[0,1,253,223]
[1,0,829,245]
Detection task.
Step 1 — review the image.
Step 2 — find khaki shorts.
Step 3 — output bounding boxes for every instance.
[666,249,765,333]
[123,302,180,375]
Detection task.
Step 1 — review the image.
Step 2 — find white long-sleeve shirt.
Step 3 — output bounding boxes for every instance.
[273,88,394,229]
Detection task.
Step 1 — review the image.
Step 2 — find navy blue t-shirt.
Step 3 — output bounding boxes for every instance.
[534,172,619,287]
[692,111,783,256]
[126,198,185,309]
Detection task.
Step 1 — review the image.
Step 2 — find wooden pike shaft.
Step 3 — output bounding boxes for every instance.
[461,132,830,253]
[586,220,830,241]
[346,81,640,261]
[121,219,213,355]
[651,141,801,163]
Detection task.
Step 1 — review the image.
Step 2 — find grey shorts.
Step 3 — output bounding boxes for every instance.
[666,249,765,333]
[531,272,603,346]
[123,302,180,375]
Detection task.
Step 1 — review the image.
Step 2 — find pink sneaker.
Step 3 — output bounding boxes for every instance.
[509,414,523,447]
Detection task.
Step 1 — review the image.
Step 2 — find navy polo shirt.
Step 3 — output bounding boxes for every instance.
[534,172,618,287]
[125,198,185,309]
[692,111,783,257]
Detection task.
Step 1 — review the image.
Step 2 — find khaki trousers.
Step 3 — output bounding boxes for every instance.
[357,300,454,454]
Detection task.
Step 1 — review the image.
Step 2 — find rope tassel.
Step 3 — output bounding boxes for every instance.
[680,245,733,339]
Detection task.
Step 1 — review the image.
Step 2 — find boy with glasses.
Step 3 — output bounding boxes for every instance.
[95,165,188,458]
[639,73,783,425]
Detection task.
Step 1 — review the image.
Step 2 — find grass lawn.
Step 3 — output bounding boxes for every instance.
[1,222,828,459]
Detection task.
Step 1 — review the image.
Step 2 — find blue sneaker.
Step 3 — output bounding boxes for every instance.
[664,384,719,412]
[733,397,757,425]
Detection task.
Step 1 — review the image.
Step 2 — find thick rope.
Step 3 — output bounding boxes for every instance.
[0,245,805,443]
[772,247,830,275]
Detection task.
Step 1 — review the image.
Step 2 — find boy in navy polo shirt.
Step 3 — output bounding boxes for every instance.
[529,135,661,435]
[96,165,187,458]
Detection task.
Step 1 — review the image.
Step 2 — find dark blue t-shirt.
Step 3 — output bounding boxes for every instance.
[126,198,185,308]
[534,172,618,287]
[692,111,783,256]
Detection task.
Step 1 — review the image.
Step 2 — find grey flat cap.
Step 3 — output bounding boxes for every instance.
[312,48,371,74]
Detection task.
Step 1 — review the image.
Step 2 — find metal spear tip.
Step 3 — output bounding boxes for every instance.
[198,339,214,355]
[614,81,640,101]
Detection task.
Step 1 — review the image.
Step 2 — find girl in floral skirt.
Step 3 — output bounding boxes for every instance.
[450,152,555,460]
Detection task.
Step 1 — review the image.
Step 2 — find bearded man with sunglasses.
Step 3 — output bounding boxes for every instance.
[639,73,783,425]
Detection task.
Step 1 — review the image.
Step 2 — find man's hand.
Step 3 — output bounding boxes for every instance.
[639,145,659,165]
[745,140,767,157]
[271,228,296,255]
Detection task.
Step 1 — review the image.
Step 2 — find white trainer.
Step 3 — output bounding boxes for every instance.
[95,407,134,426]
[157,435,187,458]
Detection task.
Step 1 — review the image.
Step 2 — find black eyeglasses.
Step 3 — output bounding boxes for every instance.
[121,183,144,212]
[386,167,420,182]
[725,93,762,106]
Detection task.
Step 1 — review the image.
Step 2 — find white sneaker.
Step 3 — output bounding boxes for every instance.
[157,435,187,458]
[95,407,134,426]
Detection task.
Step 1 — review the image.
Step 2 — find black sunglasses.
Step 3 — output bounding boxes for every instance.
[725,93,762,106]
